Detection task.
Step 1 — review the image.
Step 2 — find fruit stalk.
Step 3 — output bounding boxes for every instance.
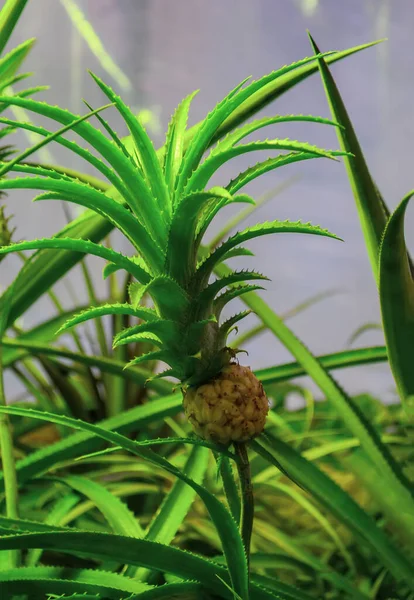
[235,441,254,573]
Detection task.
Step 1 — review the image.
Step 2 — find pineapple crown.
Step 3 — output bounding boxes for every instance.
[0,54,344,385]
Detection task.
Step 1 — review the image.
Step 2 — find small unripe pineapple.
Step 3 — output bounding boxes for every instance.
[183,364,269,445]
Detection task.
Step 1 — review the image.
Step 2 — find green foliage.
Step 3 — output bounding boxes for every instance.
[0,16,412,600]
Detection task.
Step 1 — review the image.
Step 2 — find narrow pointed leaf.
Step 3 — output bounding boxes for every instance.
[0,103,114,178]
[176,48,363,195]
[214,285,265,318]
[83,98,131,158]
[308,33,390,279]
[203,40,382,144]
[0,37,33,81]
[52,475,144,538]
[0,115,133,192]
[199,221,340,283]
[0,530,283,600]
[379,191,414,407]
[0,94,163,240]
[124,350,172,369]
[134,445,208,580]
[0,237,151,283]
[213,113,342,154]
[57,303,158,334]
[218,311,252,345]
[227,152,320,194]
[0,565,153,598]
[187,138,339,192]
[0,176,163,269]
[90,71,171,226]
[197,270,268,312]
[113,319,179,348]
[164,90,199,196]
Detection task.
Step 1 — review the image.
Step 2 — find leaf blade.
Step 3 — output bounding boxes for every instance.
[379,191,414,408]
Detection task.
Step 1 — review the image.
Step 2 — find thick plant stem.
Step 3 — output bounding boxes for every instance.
[235,442,254,574]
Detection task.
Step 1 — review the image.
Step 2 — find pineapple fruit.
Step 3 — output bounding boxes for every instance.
[0,58,341,445]
[183,364,268,445]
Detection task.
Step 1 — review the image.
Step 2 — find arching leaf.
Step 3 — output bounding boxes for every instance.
[0,176,163,269]
[57,303,158,335]
[51,475,144,538]
[379,191,414,410]
[0,405,249,599]
[175,49,350,196]
[113,319,179,348]
[212,113,342,154]
[0,238,151,283]
[198,220,340,284]
[214,285,265,318]
[196,270,268,316]
[187,138,340,192]
[0,565,153,599]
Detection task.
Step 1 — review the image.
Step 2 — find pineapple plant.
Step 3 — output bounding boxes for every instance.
[0,59,343,448]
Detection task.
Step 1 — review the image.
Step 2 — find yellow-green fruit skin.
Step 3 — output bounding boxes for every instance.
[183,364,269,445]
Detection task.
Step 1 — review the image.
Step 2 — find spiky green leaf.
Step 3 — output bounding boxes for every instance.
[57,303,158,335]
[227,152,320,194]
[0,94,164,241]
[187,138,340,192]
[166,187,232,284]
[0,176,163,269]
[214,285,265,318]
[198,220,340,283]
[218,310,252,346]
[176,50,353,196]
[134,445,208,581]
[113,319,180,348]
[0,102,114,178]
[0,237,152,283]
[163,90,199,196]
[0,565,153,598]
[51,475,144,538]
[196,270,268,316]
[0,38,33,82]
[0,114,132,191]
[90,71,171,225]
[212,113,342,154]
